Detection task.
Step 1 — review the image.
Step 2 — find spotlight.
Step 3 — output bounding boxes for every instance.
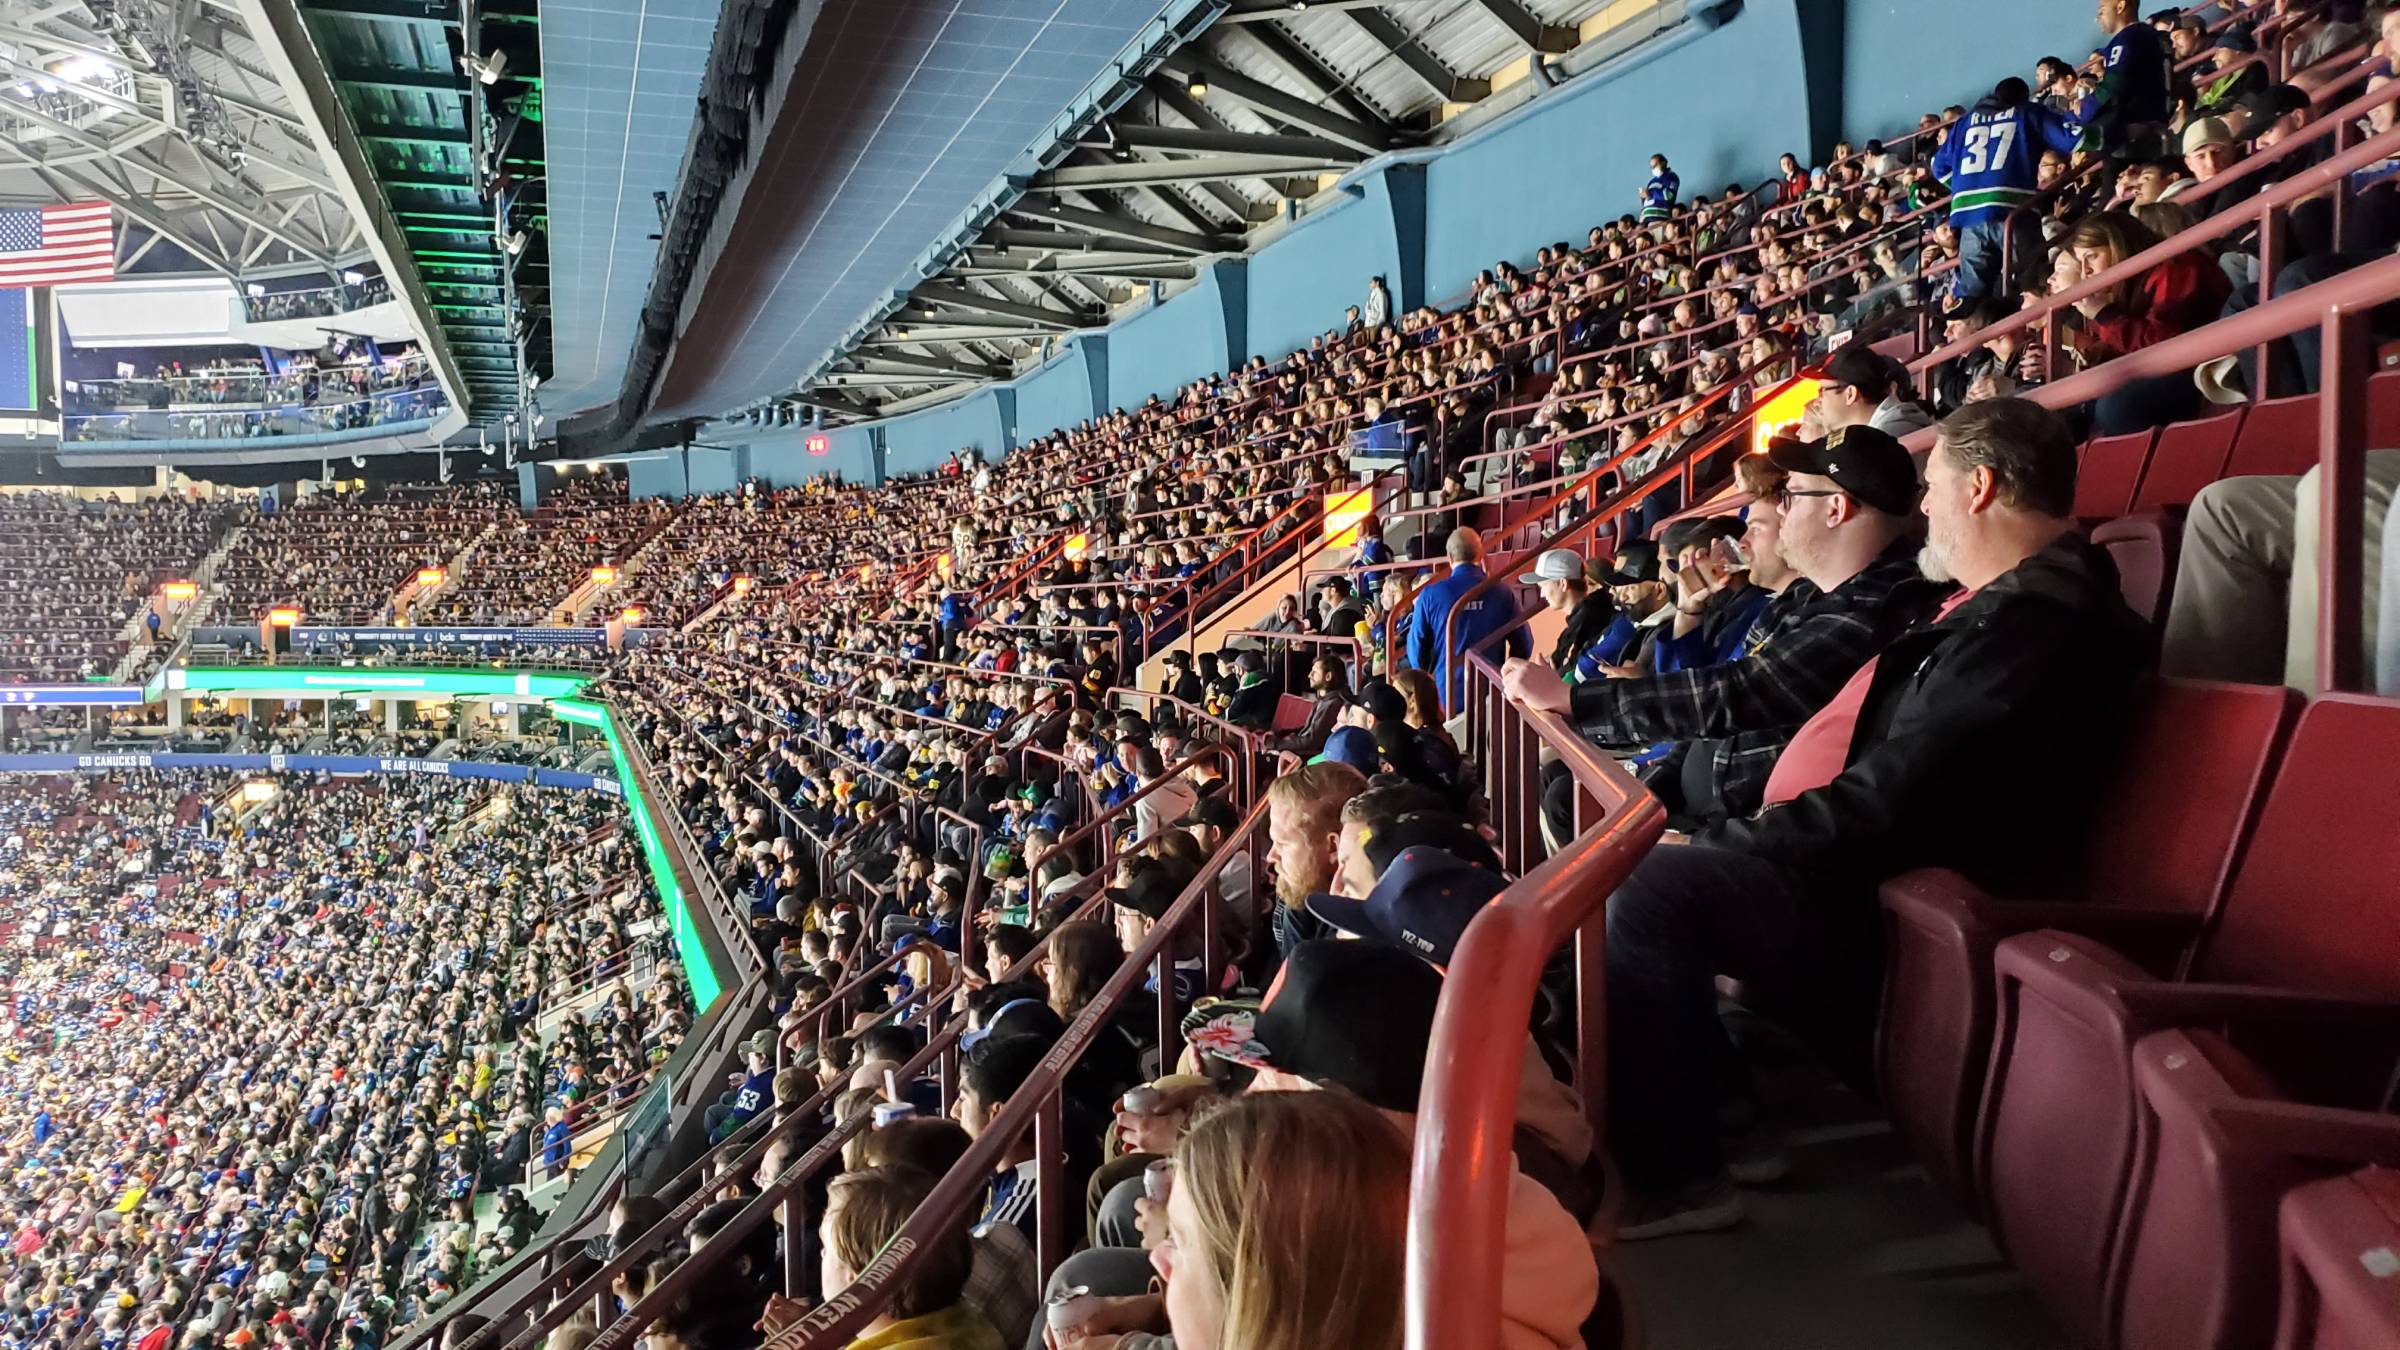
[1187,76,1208,98]
[461,49,508,85]
[340,269,365,285]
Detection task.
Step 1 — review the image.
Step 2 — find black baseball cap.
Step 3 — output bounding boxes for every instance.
[1593,538,1663,588]
[1105,859,1186,920]
[1767,424,1921,516]
[1174,796,1239,833]
[1189,939,1442,1112]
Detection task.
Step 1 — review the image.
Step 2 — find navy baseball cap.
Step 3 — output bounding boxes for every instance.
[1305,844,1507,972]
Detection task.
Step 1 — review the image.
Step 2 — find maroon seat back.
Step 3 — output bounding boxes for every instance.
[2273,1165,2400,1350]
[2369,370,2400,447]
[2076,430,2156,521]
[2115,1030,2400,1350]
[2192,695,2400,995]
[2074,680,2291,912]
[2131,408,2243,510]
[2089,512,2179,625]
[1271,693,1314,733]
[2226,394,2324,480]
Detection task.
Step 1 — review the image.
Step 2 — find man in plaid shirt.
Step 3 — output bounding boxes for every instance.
[1508,427,1943,842]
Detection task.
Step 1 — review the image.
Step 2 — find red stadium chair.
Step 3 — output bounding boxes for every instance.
[2274,1165,2400,1350]
[1976,695,2400,1350]
[2106,1029,2400,1350]
[1875,679,2291,1212]
[2075,429,2156,521]
[1272,693,1315,733]
[2226,394,2325,480]
[2131,407,2243,510]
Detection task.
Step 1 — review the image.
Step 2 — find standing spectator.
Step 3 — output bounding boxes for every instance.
[1933,77,2082,304]
[2079,0,2175,161]
[1362,275,1392,330]
[1641,153,1680,224]
[1406,527,1530,714]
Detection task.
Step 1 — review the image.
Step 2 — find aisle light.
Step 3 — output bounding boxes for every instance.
[241,780,277,804]
[161,580,198,602]
[417,567,447,587]
[1063,532,1090,561]
[267,607,301,627]
[731,575,754,595]
[1749,378,1823,455]
[590,565,618,586]
[1323,488,1372,548]
[620,607,645,626]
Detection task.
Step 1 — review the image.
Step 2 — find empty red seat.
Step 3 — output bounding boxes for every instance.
[1977,695,2400,1350]
[2106,1030,2400,1350]
[2131,407,2243,509]
[2274,1165,2400,1350]
[1875,679,2290,1212]
[2370,370,2400,447]
[2226,394,2323,479]
[2076,429,2156,520]
[1271,693,1315,732]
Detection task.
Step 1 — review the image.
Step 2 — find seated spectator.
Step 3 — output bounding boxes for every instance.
[1513,426,1938,847]
[1815,344,1935,438]
[1511,398,2148,1235]
[2059,210,2231,430]
[1518,548,1616,675]
[2161,450,2400,689]
[820,1166,1004,1350]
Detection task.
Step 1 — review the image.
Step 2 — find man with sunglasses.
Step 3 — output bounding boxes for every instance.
[1505,424,1940,840]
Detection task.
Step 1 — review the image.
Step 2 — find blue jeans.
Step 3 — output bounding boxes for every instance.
[1953,216,2041,304]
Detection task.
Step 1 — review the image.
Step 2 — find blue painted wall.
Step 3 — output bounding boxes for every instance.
[744,423,879,487]
[1421,2,1813,297]
[1015,344,1097,438]
[1249,176,1406,359]
[1108,266,1235,411]
[626,455,683,500]
[1840,0,2100,147]
[882,389,1005,477]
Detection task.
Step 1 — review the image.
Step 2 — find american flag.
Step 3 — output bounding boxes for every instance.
[0,202,114,287]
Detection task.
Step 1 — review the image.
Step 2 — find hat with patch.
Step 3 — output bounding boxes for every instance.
[1305,844,1506,971]
[1765,425,1921,516]
[1185,939,1440,1113]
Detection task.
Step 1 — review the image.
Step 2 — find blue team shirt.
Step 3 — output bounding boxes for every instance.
[1640,167,1680,222]
[1932,100,2083,228]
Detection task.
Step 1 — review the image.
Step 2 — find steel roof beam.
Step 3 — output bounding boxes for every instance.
[1105,124,1360,160]
[1205,25,1391,138]
[1008,200,1233,256]
[1156,56,1394,154]
[847,352,1009,379]
[306,0,460,22]
[1344,8,1489,102]
[911,281,1098,330]
[984,227,1182,256]
[31,165,243,280]
[1467,0,1577,53]
[1033,152,1352,189]
[1219,0,1392,18]
[955,251,1199,281]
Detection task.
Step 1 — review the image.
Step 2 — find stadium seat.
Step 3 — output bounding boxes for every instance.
[2075,430,2156,521]
[2089,511,2182,624]
[2273,1165,2400,1350]
[2105,1029,2400,1350]
[1272,693,1315,733]
[1875,679,2291,1212]
[2130,407,2243,510]
[1977,695,2400,1350]
[2226,394,2325,480]
[2369,370,2400,447]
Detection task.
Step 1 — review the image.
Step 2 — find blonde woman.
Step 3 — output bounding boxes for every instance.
[1150,1091,1409,1350]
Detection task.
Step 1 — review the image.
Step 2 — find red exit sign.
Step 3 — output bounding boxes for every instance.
[805,433,830,456]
